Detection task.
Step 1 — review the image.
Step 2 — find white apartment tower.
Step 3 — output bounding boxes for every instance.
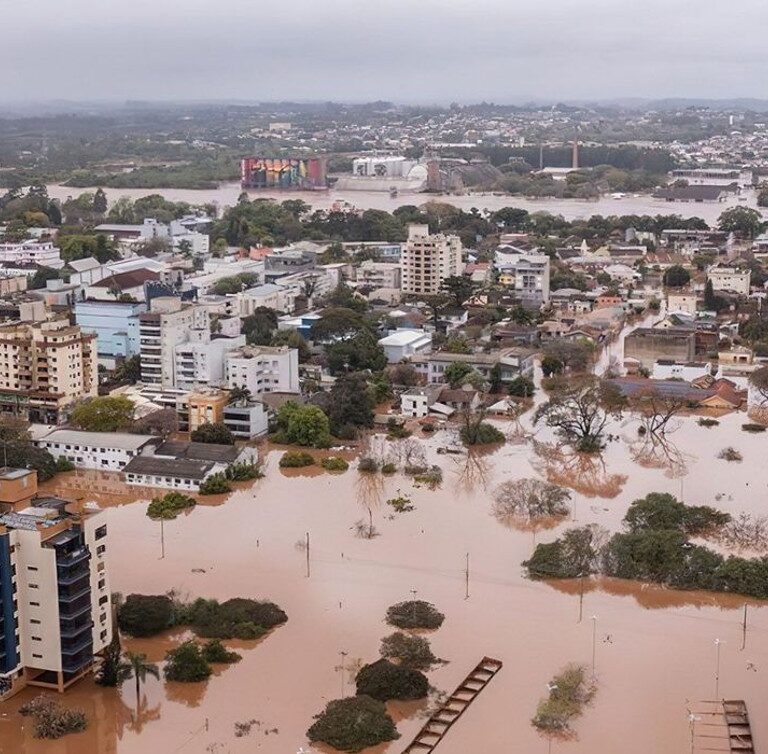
[139,297,209,387]
[400,224,463,296]
[224,345,299,396]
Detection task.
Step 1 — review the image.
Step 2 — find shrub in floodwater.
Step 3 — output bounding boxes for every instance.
[19,696,87,739]
[201,639,241,664]
[532,664,596,735]
[307,695,399,752]
[523,525,608,579]
[742,423,766,433]
[321,456,349,472]
[385,600,444,630]
[225,461,264,481]
[697,417,719,428]
[421,422,436,433]
[387,424,412,439]
[357,456,379,473]
[412,465,443,487]
[386,494,414,513]
[118,594,173,637]
[381,462,397,474]
[355,658,429,701]
[379,631,439,670]
[164,641,211,682]
[459,421,505,446]
[280,451,316,468]
[198,472,232,494]
[146,492,196,520]
[623,493,729,536]
[718,446,743,462]
[181,597,287,640]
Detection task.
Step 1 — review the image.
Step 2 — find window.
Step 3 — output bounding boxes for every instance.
[98,579,105,590]
[29,583,38,589]
[96,545,106,555]
[30,618,40,625]
[98,595,108,606]
[100,630,107,641]
[31,636,41,642]
[94,525,107,540]
[27,565,38,572]
[32,653,42,659]
[30,601,39,607]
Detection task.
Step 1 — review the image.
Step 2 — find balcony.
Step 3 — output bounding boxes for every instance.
[57,548,90,570]
[58,595,91,620]
[60,620,93,640]
[61,635,93,656]
[62,651,93,675]
[58,582,91,603]
[58,567,90,588]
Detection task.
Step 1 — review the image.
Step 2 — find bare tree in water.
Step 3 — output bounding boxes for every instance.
[629,431,690,479]
[452,448,492,494]
[627,387,688,435]
[533,376,624,454]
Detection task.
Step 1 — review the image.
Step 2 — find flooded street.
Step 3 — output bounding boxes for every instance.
[2,406,768,754]
[46,183,762,224]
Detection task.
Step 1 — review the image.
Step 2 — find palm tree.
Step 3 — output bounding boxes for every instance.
[124,652,160,708]
[228,386,252,405]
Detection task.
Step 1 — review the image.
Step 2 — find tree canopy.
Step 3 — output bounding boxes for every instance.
[70,396,135,432]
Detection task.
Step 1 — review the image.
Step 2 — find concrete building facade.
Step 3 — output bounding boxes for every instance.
[224,346,299,396]
[74,300,146,367]
[400,224,462,296]
[0,319,98,423]
[139,298,209,387]
[0,485,112,698]
[707,265,751,296]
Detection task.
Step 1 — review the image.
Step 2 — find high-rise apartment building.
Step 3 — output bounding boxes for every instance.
[139,297,209,387]
[224,345,299,396]
[0,319,98,423]
[0,469,112,699]
[400,224,462,296]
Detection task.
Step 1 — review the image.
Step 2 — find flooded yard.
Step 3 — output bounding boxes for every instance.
[2,411,768,754]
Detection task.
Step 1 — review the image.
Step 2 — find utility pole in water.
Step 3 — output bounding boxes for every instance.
[464,553,470,600]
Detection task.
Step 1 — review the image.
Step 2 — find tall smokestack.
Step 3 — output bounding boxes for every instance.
[572,138,579,170]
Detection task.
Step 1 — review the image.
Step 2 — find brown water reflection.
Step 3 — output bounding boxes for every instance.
[531,441,628,498]
[545,576,768,611]
[3,411,768,754]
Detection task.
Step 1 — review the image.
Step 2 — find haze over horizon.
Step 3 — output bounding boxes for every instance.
[1,0,766,105]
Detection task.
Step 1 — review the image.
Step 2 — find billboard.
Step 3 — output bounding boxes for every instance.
[241,156,327,190]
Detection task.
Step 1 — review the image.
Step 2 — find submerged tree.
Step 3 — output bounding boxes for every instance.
[534,377,623,453]
[492,478,571,523]
[627,386,688,435]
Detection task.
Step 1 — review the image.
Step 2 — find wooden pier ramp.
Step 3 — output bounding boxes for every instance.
[401,656,502,753]
[691,699,754,753]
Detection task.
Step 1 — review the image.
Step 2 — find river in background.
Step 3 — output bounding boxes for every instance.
[46,183,763,225]
[2,399,768,753]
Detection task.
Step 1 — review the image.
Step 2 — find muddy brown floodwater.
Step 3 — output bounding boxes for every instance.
[2,411,768,754]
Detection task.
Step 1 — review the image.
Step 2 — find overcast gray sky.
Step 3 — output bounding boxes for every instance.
[1,0,765,103]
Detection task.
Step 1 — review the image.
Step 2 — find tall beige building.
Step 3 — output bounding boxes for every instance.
[0,470,112,698]
[400,224,463,296]
[0,319,98,423]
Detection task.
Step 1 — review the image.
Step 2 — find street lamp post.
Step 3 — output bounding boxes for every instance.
[714,639,723,698]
